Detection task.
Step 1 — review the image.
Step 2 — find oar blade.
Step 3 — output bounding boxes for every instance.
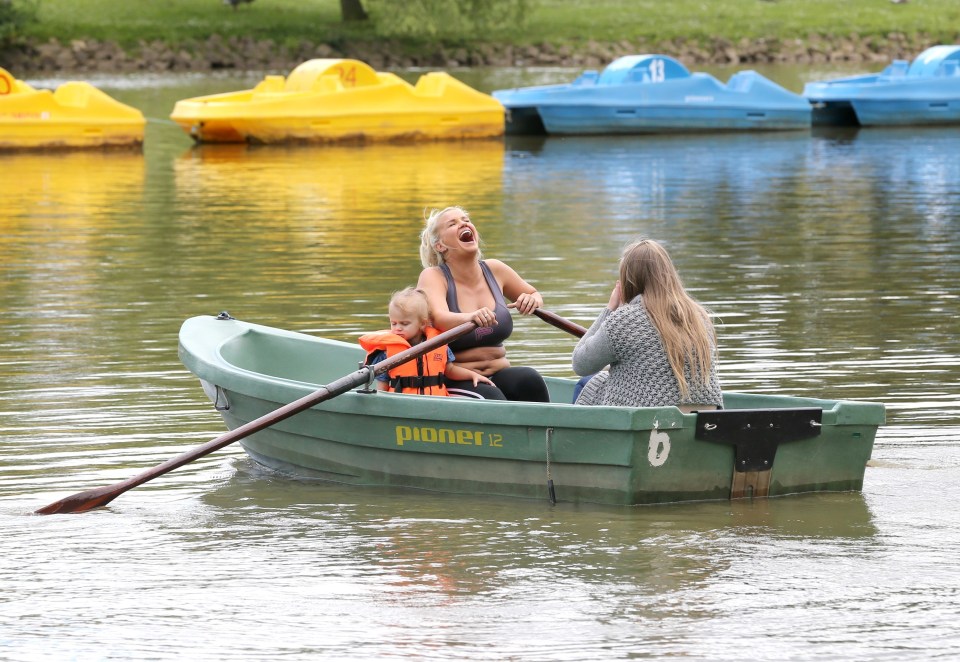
[35,486,119,515]
[34,319,478,515]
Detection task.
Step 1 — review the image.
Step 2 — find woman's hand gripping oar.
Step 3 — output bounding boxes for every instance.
[35,321,478,515]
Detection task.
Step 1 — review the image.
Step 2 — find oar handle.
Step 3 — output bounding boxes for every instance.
[35,320,477,515]
[533,308,587,338]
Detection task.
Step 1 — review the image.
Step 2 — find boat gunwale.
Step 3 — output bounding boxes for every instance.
[185,326,688,434]
[178,315,885,433]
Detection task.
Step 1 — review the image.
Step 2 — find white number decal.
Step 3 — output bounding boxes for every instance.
[647,428,671,467]
[649,59,665,83]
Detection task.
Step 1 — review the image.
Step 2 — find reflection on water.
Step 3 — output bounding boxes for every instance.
[1,149,149,388]
[198,462,878,602]
[167,140,506,332]
[174,140,505,214]
[2,151,145,221]
[2,73,960,661]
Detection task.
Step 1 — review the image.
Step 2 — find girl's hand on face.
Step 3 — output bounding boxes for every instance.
[607,281,622,310]
[507,291,543,315]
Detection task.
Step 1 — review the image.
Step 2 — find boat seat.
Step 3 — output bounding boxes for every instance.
[253,75,285,95]
[53,82,93,108]
[624,68,651,84]
[885,60,909,78]
[572,71,599,86]
[280,72,346,95]
[727,71,757,92]
[414,72,448,97]
[940,61,959,77]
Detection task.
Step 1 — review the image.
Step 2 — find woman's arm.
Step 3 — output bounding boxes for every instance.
[486,259,543,314]
[417,267,477,331]
[571,308,617,375]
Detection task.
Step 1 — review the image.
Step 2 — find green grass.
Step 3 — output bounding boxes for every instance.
[529,0,960,43]
[23,0,359,48]
[19,0,960,49]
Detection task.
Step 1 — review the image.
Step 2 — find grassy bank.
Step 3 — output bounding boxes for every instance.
[21,0,960,50]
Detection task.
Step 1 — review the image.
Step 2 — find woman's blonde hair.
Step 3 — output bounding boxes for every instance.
[619,239,716,398]
[419,206,481,268]
[389,287,431,324]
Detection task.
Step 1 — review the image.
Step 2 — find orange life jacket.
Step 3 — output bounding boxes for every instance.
[357,327,449,396]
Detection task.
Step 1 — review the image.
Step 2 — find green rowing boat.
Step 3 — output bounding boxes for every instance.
[178,314,885,506]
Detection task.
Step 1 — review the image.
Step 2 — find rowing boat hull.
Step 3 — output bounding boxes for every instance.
[178,315,884,505]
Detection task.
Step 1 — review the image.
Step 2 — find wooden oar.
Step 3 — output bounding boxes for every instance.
[35,321,478,515]
[533,308,587,338]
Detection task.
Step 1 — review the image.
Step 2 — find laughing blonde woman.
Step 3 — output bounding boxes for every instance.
[416,206,549,402]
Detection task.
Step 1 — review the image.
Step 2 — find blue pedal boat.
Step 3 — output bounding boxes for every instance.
[492,55,811,135]
[803,45,960,126]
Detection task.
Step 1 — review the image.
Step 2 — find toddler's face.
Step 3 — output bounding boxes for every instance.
[389,305,425,343]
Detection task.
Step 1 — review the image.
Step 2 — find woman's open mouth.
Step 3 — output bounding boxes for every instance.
[458,228,475,243]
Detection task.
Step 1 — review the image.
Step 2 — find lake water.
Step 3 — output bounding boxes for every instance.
[2,67,959,660]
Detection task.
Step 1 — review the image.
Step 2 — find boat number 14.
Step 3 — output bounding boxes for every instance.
[331,65,357,87]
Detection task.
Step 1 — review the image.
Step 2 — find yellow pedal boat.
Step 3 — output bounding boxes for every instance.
[0,68,145,150]
[169,59,505,144]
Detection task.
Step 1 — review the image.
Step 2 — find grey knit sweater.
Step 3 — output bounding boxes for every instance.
[572,294,723,408]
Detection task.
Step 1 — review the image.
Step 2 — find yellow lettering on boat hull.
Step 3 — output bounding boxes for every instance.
[395,425,503,448]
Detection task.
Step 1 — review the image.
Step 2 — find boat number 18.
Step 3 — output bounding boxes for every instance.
[648,59,665,83]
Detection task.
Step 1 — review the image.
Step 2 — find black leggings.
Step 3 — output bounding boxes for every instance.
[446,366,550,402]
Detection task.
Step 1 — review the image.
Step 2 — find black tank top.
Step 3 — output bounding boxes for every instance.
[440,261,513,353]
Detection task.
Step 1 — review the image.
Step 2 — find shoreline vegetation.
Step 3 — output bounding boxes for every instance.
[2,0,958,75]
[4,32,945,76]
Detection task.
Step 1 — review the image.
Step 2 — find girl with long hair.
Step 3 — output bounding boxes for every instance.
[572,239,722,410]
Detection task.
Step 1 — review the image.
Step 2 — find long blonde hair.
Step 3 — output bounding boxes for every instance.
[419,206,482,268]
[619,239,716,397]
